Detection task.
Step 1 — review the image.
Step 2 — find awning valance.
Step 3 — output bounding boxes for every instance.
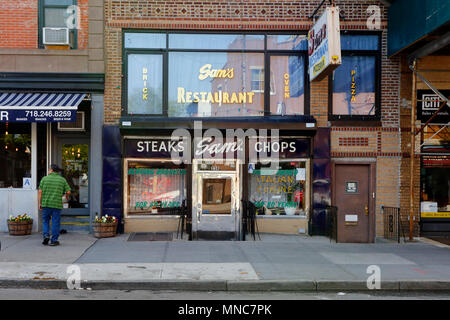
[0,92,85,122]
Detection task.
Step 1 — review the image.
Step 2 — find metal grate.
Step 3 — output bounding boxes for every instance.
[127,232,173,242]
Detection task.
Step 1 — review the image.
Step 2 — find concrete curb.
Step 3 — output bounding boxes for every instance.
[1,278,450,292]
[227,280,316,291]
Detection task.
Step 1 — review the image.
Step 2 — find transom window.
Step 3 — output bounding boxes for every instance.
[123,32,309,117]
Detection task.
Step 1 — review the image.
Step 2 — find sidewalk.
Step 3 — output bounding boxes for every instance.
[0,232,449,292]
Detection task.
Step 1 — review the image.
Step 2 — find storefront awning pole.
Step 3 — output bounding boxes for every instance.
[409,60,417,242]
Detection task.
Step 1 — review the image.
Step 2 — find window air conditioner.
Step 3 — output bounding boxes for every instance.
[43,27,70,45]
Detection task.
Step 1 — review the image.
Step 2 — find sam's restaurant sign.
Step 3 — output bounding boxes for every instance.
[308,6,341,81]
[177,63,256,105]
[125,138,311,160]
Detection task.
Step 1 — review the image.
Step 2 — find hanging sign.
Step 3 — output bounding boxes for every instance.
[308,6,342,81]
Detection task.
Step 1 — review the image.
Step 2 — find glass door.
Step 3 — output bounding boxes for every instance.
[56,138,89,215]
[192,159,241,240]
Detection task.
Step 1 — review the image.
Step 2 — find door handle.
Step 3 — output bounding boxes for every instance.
[365,206,369,216]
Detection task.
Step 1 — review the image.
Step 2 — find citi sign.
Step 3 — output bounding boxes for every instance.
[422,94,441,110]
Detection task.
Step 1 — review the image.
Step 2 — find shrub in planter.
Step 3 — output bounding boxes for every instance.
[92,215,118,238]
[7,214,33,236]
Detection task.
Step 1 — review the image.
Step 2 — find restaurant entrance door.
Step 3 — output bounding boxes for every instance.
[192,160,241,240]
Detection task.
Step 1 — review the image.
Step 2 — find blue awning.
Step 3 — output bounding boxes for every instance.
[0,92,86,122]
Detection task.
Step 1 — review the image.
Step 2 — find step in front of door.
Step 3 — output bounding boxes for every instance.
[60,215,90,233]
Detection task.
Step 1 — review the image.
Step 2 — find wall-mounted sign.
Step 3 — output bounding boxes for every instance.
[345,181,358,193]
[417,90,450,124]
[125,137,311,161]
[308,6,342,81]
[125,139,187,159]
[22,177,32,189]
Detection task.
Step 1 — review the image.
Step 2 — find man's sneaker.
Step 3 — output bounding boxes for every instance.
[49,241,60,246]
[42,238,50,245]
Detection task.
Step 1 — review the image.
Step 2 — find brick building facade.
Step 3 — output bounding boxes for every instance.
[101,0,414,241]
[0,0,105,233]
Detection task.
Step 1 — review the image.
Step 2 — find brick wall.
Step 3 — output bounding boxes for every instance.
[104,0,391,125]
[0,0,38,48]
[0,0,89,49]
[103,0,407,238]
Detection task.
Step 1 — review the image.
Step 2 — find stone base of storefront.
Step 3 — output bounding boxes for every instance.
[123,216,309,236]
[124,216,180,233]
[255,216,308,235]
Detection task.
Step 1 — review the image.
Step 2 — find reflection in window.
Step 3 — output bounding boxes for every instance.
[249,161,307,216]
[0,123,31,188]
[127,54,163,114]
[250,68,264,92]
[267,35,307,50]
[169,34,264,50]
[168,52,264,117]
[62,144,88,208]
[124,33,166,49]
[270,55,305,115]
[332,56,376,116]
[202,178,232,215]
[127,162,186,215]
[340,35,379,51]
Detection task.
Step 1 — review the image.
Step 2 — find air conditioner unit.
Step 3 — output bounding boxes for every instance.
[43,27,70,45]
[58,111,85,131]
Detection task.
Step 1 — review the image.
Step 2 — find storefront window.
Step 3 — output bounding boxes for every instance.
[0,123,31,188]
[127,53,163,115]
[332,55,376,116]
[168,52,265,117]
[249,161,307,216]
[127,161,186,215]
[124,32,309,118]
[421,165,450,215]
[270,55,305,115]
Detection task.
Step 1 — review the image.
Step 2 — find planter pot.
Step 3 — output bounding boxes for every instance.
[285,207,296,216]
[7,220,33,236]
[92,222,117,238]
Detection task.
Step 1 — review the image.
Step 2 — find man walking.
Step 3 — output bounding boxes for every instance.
[38,164,71,246]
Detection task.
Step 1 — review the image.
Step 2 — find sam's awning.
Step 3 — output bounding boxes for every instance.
[0,92,85,122]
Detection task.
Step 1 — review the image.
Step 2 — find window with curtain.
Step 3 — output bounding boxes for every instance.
[330,34,380,119]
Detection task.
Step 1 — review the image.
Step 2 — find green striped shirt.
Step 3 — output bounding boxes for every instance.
[39,172,71,209]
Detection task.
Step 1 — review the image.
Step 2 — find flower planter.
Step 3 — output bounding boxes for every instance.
[92,222,117,238]
[7,220,33,236]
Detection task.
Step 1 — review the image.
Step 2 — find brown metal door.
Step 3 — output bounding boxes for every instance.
[335,164,371,243]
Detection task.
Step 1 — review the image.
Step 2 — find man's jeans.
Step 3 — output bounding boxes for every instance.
[42,207,62,243]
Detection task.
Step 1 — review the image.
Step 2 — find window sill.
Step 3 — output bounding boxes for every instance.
[126,215,182,219]
[256,215,307,219]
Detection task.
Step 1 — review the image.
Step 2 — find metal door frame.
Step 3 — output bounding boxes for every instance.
[192,159,241,240]
[54,137,90,216]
